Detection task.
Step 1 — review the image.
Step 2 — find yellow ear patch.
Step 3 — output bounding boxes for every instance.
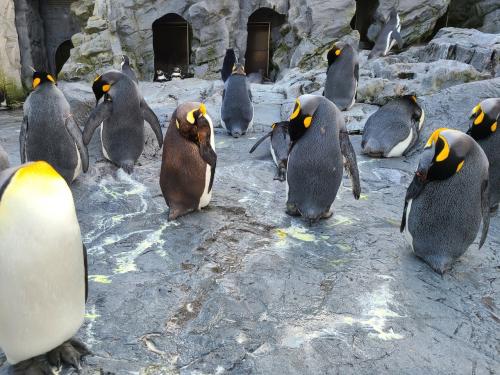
[456,160,465,172]
[47,75,55,83]
[176,119,180,129]
[102,84,110,93]
[304,116,312,128]
[94,75,101,82]
[435,135,450,162]
[199,103,207,116]
[471,104,481,115]
[491,122,497,132]
[186,109,196,124]
[411,95,417,103]
[33,78,41,89]
[271,123,276,129]
[290,99,301,120]
[474,110,484,125]
[425,128,448,148]
[335,49,341,56]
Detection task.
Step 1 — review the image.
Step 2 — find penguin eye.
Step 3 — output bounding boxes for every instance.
[33,78,41,89]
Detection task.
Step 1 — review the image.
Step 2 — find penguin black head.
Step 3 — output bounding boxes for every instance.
[288,95,322,142]
[467,100,499,140]
[415,128,469,183]
[327,44,342,66]
[32,71,56,89]
[176,103,217,168]
[92,75,112,105]
[232,63,246,76]
[404,95,425,130]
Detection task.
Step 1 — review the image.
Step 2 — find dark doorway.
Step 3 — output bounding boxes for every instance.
[55,39,73,76]
[245,8,286,80]
[153,13,192,78]
[351,0,379,49]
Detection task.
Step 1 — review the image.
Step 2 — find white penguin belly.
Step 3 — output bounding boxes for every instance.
[0,192,85,364]
[419,109,425,130]
[198,114,215,209]
[270,142,278,167]
[403,199,414,251]
[384,31,394,56]
[72,143,82,182]
[386,128,413,158]
[100,125,111,160]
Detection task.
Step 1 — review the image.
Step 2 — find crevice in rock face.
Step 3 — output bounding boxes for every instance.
[447,0,483,29]
[426,9,449,41]
[152,13,192,79]
[350,0,380,50]
[245,7,286,82]
[13,0,79,87]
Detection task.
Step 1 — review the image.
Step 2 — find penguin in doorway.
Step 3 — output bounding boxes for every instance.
[0,161,89,373]
[467,98,500,212]
[368,9,403,59]
[249,121,290,181]
[160,102,216,220]
[221,63,254,138]
[83,70,163,173]
[121,55,138,83]
[20,70,89,184]
[286,95,361,224]
[401,128,490,274]
[362,95,425,157]
[324,44,359,111]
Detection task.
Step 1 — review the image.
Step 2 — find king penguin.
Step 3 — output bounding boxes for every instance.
[221,48,237,82]
[362,95,425,157]
[323,44,359,111]
[286,95,361,224]
[121,55,138,83]
[249,121,290,181]
[0,143,9,171]
[83,70,163,173]
[221,63,254,138]
[467,98,500,212]
[160,102,217,220]
[20,70,89,184]
[401,128,490,274]
[0,161,89,372]
[368,9,403,59]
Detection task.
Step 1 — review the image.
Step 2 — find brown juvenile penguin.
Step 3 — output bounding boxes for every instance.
[160,102,217,220]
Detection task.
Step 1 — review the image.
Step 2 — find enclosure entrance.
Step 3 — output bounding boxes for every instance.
[153,13,191,77]
[245,8,286,81]
[55,40,73,76]
[350,0,379,49]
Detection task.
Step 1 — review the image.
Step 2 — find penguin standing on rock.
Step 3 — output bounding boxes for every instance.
[362,95,425,157]
[83,70,163,173]
[249,121,290,181]
[401,128,490,274]
[286,95,361,224]
[160,102,217,220]
[368,9,403,59]
[221,63,254,138]
[121,55,138,83]
[0,161,89,373]
[0,143,9,171]
[467,98,500,212]
[20,70,89,184]
[323,44,359,111]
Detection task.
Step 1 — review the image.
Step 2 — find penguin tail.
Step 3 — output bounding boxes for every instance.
[120,161,135,174]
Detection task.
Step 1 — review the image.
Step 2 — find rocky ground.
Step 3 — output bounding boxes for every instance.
[0,28,500,375]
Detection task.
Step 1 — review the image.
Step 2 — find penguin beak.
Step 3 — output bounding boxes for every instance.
[415,147,434,183]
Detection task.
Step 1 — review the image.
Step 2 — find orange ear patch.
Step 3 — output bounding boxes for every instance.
[33,78,41,89]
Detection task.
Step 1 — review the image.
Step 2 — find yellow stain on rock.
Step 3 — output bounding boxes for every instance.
[275,226,316,242]
[89,275,112,284]
[85,312,100,320]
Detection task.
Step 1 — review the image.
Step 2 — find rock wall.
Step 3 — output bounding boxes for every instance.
[0,0,23,103]
[59,0,453,81]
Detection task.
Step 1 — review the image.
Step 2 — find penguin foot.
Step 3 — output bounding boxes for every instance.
[274,167,287,182]
[47,339,90,370]
[120,161,135,174]
[321,210,334,219]
[12,355,53,375]
[285,202,300,216]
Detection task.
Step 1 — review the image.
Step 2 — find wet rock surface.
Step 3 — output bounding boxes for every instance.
[0,73,498,373]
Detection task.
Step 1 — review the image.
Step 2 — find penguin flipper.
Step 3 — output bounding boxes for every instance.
[249,132,272,153]
[479,178,490,248]
[83,243,88,302]
[141,99,163,147]
[66,115,89,173]
[354,63,359,82]
[393,30,404,49]
[82,101,112,145]
[400,176,425,232]
[19,115,28,163]
[339,130,361,199]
